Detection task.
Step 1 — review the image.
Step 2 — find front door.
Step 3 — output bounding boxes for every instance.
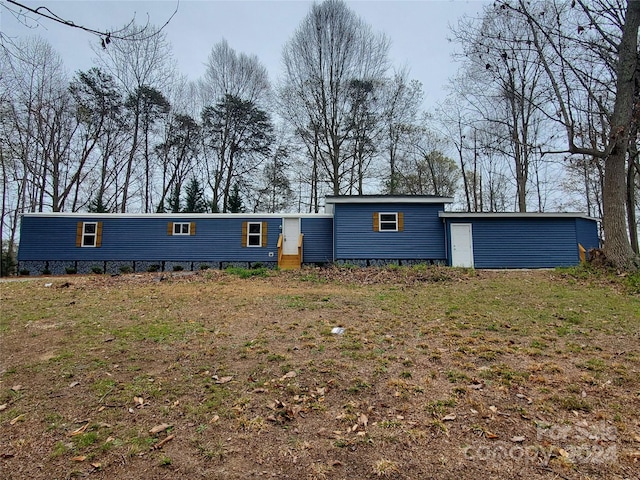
[282,218,300,255]
[451,223,474,267]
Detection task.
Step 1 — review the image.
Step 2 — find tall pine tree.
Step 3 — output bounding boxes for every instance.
[182,178,208,213]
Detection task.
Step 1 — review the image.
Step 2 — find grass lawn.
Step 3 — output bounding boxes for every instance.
[1,266,639,479]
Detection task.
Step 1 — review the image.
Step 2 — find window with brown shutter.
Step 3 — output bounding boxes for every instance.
[378,212,399,232]
[170,222,191,235]
[77,221,102,247]
[243,221,266,247]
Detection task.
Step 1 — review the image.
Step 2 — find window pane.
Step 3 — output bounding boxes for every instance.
[380,222,397,231]
[181,224,189,234]
[380,214,396,222]
[248,235,260,246]
[249,223,261,234]
[174,224,181,234]
[83,235,95,246]
[84,223,96,234]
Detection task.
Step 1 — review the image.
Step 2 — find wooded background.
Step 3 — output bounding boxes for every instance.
[1,0,638,270]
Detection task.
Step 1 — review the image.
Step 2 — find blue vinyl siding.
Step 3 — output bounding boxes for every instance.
[446,217,593,268]
[333,203,446,260]
[301,217,333,263]
[575,218,599,252]
[18,216,281,262]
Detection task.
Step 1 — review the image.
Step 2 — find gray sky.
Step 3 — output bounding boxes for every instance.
[1,0,488,109]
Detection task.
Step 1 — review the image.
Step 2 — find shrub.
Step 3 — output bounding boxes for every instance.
[147,264,160,273]
[91,266,103,274]
[119,265,132,274]
[199,264,210,270]
[1,244,16,276]
[41,268,51,275]
[173,265,184,272]
[65,267,77,275]
[19,269,30,276]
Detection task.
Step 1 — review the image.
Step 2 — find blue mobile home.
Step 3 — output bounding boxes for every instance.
[325,195,451,266]
[16,196,599,274]
[18,213,333,275]
[440,212,600,269]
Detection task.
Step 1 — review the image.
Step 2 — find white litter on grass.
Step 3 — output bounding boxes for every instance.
[44,283,52,287]
[331,327,345,335]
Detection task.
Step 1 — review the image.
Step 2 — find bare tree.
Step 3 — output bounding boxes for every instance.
[200,39,271,107]
[379,70,423,194]
[201,95,274,212]
[93,22,176,212]
[280,0,390,197]
[451,7,552,212]
[155,113,200,212]
[498,0,639,269]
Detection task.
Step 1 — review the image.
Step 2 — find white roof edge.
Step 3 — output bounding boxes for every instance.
[325,196,454,204]
[438,212,598,221]
[20,212,334,219]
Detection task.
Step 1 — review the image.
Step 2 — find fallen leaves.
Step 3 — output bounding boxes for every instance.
[149,423,172,435]
[358,413,368,428]
[516,393,533,404]
[69,423,89,436]
[9,414,25,425]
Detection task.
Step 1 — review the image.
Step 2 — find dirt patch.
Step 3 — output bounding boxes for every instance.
[1,267,639,479]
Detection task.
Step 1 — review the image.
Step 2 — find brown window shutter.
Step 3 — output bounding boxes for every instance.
[261,222,268,247]
[95,222,103,247]
[373,212,379,232]
[167,222,173,236]
[190,222,196,236]
[76,222,83,247]
[398,212,404,231]
[241,222,248,247]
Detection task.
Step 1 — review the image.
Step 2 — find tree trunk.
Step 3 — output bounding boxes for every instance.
[121,108,140,213]
[602,0,640,269]
[627,140,639,254]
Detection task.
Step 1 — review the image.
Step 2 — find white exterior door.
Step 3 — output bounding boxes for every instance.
[451,223,474,267]
[282,218,300,255]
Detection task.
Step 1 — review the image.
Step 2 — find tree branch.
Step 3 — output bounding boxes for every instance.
[4,0,178,47]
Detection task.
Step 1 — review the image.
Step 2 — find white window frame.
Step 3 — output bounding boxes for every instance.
[82,222,98,247]
[173,222,191,236]
[379,212,398,232]
[247,222,262,247]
